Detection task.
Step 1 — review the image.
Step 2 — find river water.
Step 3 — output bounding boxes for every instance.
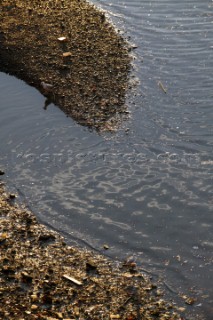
[0,0,212,318]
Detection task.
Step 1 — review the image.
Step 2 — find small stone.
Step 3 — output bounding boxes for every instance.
[9,193,16,199]
[31,305,38,310]
[25,311,31,315]
[31,294,37,302]
[63,52,72,57]
[178,307,186,312]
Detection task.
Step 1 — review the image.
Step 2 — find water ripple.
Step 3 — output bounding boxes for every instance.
[0,0,213,317]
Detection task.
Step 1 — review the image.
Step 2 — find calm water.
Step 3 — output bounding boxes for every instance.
[0,0,213,318]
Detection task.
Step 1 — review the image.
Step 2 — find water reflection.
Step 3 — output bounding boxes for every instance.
[0,0,213,318]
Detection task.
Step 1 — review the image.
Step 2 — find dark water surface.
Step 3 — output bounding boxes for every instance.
[0,0,213,318]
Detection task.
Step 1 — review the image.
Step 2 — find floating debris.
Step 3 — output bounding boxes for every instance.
[182,295,197,306]
[158,81,167,93]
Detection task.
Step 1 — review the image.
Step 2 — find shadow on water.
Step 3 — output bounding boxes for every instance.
[0,0,213,318]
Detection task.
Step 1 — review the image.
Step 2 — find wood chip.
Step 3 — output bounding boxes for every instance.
[62,52,72,57]
[110,315,121,319]
[58,36,67,42]
[63,274,82,286]
[31,304,38,310]
[158,81,167,93]
[123,272,134,278]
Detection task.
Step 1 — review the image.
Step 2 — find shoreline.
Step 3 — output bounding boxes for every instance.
[0,179,186,319]
[0,1,203,319]
[0,0,131,131]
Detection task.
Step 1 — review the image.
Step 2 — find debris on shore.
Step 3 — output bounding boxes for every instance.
[0,0,131,131]
[0,181,185,319]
